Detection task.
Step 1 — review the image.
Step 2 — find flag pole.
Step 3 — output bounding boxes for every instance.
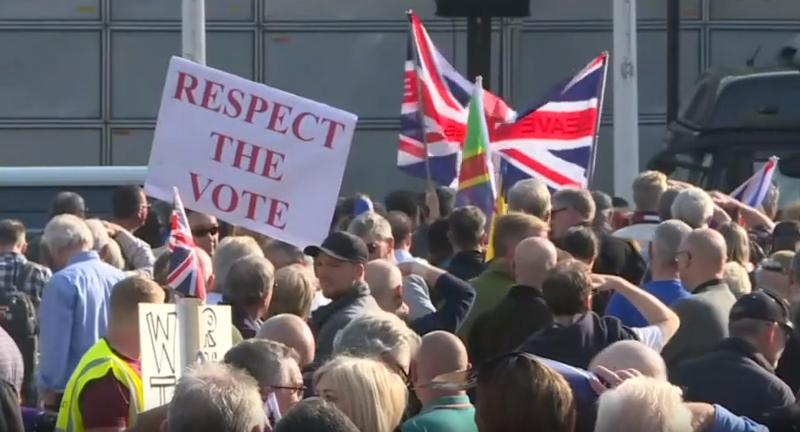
[587,52,610,189]
[406,10,434,189]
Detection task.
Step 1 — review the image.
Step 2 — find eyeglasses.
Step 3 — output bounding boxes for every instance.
[269,384,307,397]
[192,226,219,237]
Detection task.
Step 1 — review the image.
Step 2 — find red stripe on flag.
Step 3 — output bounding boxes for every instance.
[398,138,426,158]
[494,108,598,141]
[411,15,461,112]
[459,155,490,182]
[501,148,580,187]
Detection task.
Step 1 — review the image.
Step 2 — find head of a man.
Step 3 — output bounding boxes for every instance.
[513,237,558,289]
[263,240,307,270]
[268,264,317,320]
[112,185,149,230]
[632,171,668,213]
[348,212,394,261]
[729,291,794,368]
[84,219,125,269]
[772,221,800,253]
[595,376,692,432]
[224,339,304,417]
[187,211,220,256]
[541,259,593,317]
[670,188,714,229]
[649,219,692,279]
[493,212,549,265]
[365,260,408,320]
[50,191,86,219]
[589,340,667,381]
[272,397,359,432]
[756,251,795,303]
[108,276,165,358]
[166,362,264,432]
[475,353,575,432]
[0,219,27,255]
[591,190,613,230]
[657,188,682,222]
[410,331,470,405]
[550,188,595,239]
[213,236,264,293]
[257,314,316,369]
[677,228,727,291]
[507,178,552,221]
[448,206,487,253]
[555,226,598,267]
[385,190,422,229]
[42,214,94,271]
[333,311,420,377]
[305,231,368,300]
[223,255,275,320]
[386,211,413,253]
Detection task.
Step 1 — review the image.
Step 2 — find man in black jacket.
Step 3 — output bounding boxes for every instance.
[365,259,475,335]
[467,237,556,365]
[671,290,796,423]
[446,206,487,281]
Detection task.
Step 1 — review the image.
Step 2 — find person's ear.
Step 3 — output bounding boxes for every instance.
[100,244,112,262]
[388,238,396,251]
[19,241,28,255]
[479,231,489,247]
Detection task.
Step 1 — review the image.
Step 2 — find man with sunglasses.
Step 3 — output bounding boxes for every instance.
[188,211,220,256]
[671,291,796,424]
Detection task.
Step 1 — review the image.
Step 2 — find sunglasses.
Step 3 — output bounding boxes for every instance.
[192,226,219,237]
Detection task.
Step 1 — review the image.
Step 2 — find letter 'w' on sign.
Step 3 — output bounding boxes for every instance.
[139,303,184,409]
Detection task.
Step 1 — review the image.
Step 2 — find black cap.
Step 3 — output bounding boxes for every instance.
[304,231,369,264]
[730,291,794,331]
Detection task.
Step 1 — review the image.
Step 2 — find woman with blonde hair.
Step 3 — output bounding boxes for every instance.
[718,222,753,297]
[314,355,408,432]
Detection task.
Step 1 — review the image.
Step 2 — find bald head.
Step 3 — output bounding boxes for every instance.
[678,228,727,291]
[589,341,667,381]
[514,237,558,288]
[256,314,315,368]
[414,331,468,385]
[365,260,406,316]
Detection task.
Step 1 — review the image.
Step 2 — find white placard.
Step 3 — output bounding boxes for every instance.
[139,300,233,410]
[145,56,358,247]
[139,303,182,409]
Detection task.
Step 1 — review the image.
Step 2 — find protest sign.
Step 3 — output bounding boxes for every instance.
[146,56,358,247]
[139,303,181,409]
[139,300,233,409]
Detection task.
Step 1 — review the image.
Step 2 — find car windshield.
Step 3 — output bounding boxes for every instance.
[711,73,800,129]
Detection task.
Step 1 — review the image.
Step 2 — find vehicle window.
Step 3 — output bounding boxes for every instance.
[713,73,800,129]
[666,151,712,188]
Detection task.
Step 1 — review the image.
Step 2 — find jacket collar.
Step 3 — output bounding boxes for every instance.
[67,250,100,266]
[693,278,724,294]
[717,337,776,373]
[311,281,370,326]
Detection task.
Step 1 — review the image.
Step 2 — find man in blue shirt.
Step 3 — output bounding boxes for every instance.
[606,220,692,327]
[37,214,126,410]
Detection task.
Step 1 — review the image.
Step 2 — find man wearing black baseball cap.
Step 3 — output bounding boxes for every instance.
[305,231,380,365]
[672,290,796,422]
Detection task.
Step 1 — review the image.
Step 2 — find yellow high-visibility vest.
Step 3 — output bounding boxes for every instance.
[55,338,143,432]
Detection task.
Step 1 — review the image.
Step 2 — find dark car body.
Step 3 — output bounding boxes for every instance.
[648,67,800,204]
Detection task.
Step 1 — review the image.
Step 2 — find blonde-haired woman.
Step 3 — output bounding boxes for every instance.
[314,355,408,432]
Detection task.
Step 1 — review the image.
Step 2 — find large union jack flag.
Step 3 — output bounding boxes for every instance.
[167,187,207,300]
[494,53,608,190]
[398,11,515,187]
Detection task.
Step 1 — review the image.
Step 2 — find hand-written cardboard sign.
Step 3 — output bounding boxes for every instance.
[139,300,233,409]
[145,56,358,247]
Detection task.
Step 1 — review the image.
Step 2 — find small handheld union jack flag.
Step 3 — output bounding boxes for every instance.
[167,187,207,300]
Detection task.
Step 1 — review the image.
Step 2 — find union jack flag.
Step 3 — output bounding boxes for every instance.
[493,53,609,190]
[730,156,778,208]
[398,11,515,187]
[167,187,207,300]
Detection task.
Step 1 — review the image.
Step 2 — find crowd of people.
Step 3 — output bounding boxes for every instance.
[2,170,800,431]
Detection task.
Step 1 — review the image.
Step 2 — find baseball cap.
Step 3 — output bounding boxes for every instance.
[304,231,369,264]
[730,290,794,332]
